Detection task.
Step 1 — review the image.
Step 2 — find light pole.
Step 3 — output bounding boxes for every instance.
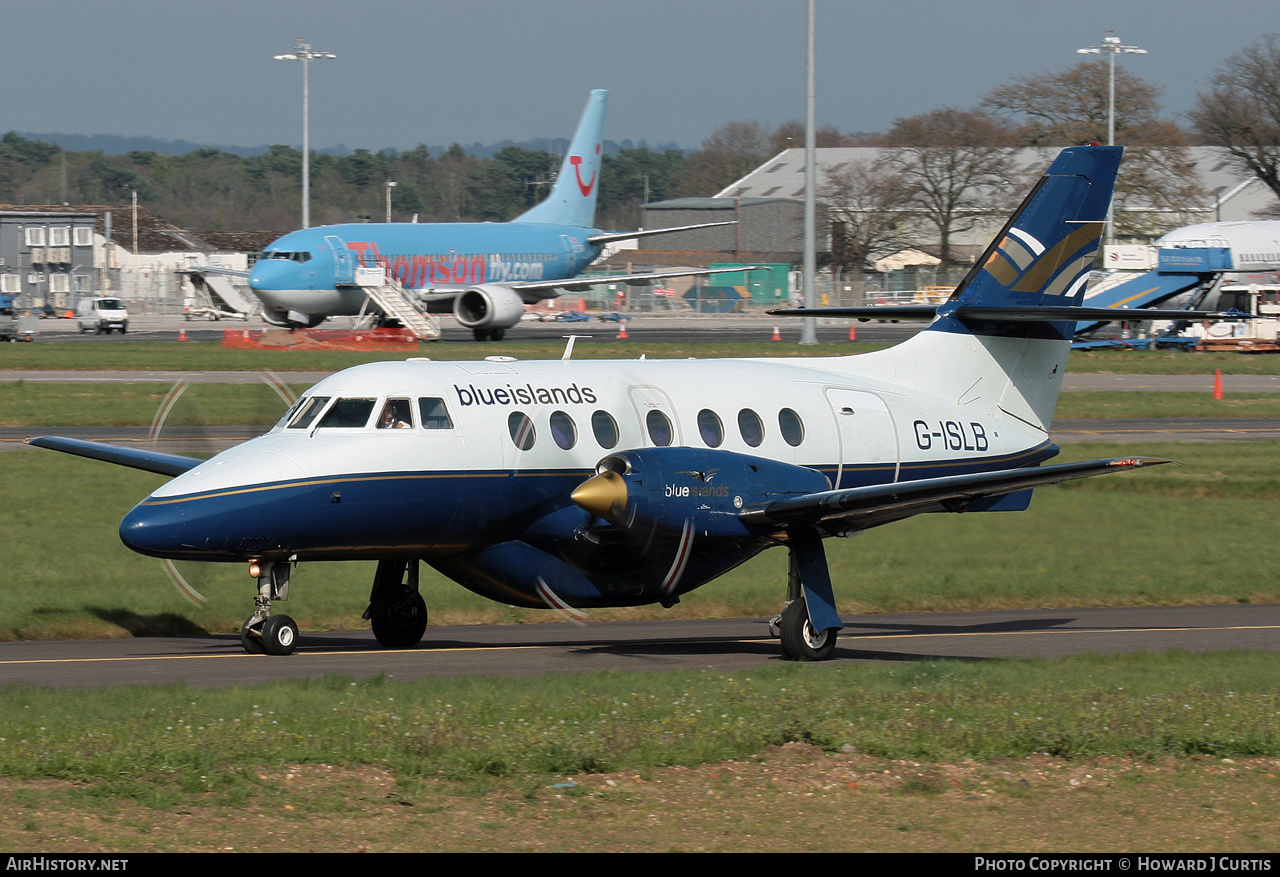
[1077,31,1145,246]
[1076,31,1147,147]
[274,39,336,229]
[385,181,397,223]
[800,0,817,345]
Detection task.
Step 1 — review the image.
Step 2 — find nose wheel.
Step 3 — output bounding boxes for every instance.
[241,613,299,656]
[240,559,299,655]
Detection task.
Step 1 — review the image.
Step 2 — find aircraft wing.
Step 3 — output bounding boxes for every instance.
[739,456,1170,532]
[25,436,202,477]
[511,265,769,296]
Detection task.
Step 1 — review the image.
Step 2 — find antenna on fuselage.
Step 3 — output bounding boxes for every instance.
[561,334,592,360]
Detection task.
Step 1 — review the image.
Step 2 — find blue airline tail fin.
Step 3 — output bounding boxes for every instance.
[515,89,608,228]
[932,145,1122,330]
[849,146,1123,434]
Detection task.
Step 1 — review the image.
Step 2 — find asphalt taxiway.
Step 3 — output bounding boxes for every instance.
[0,604,1274,689]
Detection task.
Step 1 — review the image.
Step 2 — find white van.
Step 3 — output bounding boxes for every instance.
[76,297,129,334]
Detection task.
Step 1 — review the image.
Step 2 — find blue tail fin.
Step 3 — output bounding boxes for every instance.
[934,145,1122,330]
[515,89,608,228]
[858,146,1124,433]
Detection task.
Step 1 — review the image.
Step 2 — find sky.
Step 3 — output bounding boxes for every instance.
[3,0,1277,154]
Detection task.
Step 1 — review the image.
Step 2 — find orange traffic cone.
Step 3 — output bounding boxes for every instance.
[617,319,628,340]
[848,323,857,341]
[771,325,781,341]
[178,322,188,342]
[1213,369,1223,400]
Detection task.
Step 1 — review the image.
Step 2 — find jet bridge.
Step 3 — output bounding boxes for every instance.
[1075,246,1233,336]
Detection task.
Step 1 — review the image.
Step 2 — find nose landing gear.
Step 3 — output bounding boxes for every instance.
[240,560,298,656]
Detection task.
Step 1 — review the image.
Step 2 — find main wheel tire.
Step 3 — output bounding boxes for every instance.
[370,589,428,648]
[261,614,299,656]
[240,616,266,655]
[778,600,837,661]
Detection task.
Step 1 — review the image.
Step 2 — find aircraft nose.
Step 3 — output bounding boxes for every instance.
[120,499,198,558]
[248,258,297,291]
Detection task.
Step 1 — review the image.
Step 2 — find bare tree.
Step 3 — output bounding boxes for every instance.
[819,157,909,274]
[674,121,774,196]
[983,62,1203,238]
[1190,33,1280,207]
[982,61,1186,146]
[881,108,1020,265]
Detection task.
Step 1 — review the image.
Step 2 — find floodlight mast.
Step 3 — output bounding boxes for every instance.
[274,40,337,229]
[1076,31,1147,148]
[800,0,818,345]
[1077,31,1146,245]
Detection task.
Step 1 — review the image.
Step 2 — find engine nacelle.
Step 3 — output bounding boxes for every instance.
[571,447,831,540]
[452,285,527,329]
[261,308,325,329]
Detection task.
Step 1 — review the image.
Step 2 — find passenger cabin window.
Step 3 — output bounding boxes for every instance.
[509,411,535,450]
[778,408,804,447]
[316,398,377,428]
[697,409,723,448]
[549,411,577,450]
[738,409,764,447]
[377,398,413,429]
[418,397,453,430]
[646,410,673,447]
[287,396,331,429]
[591,410,619,449]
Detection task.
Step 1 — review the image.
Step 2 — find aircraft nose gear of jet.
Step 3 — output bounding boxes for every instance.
[364,559,429,649]
[775,528,844,661]
[240,559,298,656]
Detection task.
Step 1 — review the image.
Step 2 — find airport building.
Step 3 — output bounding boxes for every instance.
[633,146,1274,299]
[0,204,275,313]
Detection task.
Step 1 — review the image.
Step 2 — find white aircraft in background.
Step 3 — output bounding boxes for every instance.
[36,145,1212,660]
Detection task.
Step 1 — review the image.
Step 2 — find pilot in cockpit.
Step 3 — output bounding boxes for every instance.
[378,399,412,429]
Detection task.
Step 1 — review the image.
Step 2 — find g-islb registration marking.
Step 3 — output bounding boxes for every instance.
[913,420,988,452]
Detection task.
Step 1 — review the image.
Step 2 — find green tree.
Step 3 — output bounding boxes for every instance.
[598,147,685,228]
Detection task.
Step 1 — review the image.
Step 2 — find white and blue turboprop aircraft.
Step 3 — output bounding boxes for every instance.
[222,89,744,340]
[33,145,1178,660]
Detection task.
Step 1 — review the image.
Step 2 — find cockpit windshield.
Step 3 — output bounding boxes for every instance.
[261,250,312,263]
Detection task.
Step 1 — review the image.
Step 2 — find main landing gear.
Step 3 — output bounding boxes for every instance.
[472,327,505,342]
[364,559,428,649]
[240,560,298,655]
[769,528,844,661]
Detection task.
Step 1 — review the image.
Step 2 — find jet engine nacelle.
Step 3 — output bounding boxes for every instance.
[452,285,527,330]
[262,308,325,329]
[571,448,831,540]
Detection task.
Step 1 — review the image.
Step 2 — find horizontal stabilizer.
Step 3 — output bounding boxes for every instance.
[739,456,1169,531]
[26,436,202,477]
[766,306,1254,323]
[516,264,768,295]
[587,221,739,247]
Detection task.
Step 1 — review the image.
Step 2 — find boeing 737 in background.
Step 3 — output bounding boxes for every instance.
[37,144,1251,662]
[225,89,745,340]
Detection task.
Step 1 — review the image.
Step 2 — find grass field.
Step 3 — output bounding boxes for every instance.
[1,654,1278,851]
